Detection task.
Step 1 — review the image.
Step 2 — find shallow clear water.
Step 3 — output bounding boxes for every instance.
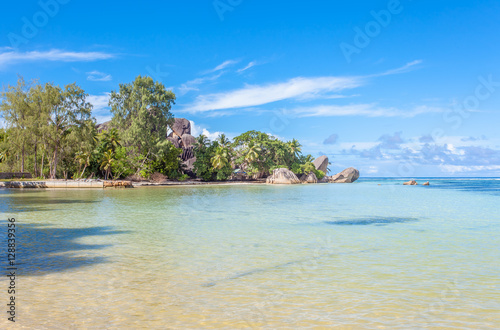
[0,179,499,329]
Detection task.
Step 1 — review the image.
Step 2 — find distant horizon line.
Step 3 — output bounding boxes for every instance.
[359,176,500,178]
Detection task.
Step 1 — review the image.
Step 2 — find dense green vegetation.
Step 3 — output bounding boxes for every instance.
[193,130,325,181]
[1,75,324,181]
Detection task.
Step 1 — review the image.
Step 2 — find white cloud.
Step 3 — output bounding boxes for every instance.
[182,76,361,113]
[88,93,111,123]
[204,59,240,74]
[189,120,222,141]
[237,61,257,73]
[375,60,423,77]
[288,104,444,118]
[181,61,425,115]
[87,71,112,82]
[0,49,115,68]
[439,165,500,174]
[177,72,223,95]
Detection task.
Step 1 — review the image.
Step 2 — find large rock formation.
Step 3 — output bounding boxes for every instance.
[181,134,196,148]
[167,118,197,175]
[319,175,330,183]
[300,172,318,184]
[266,168,301,184]
[313,155,329,174]
[403,180,418,185]
[329,167,360,183]
[171,118,191,137]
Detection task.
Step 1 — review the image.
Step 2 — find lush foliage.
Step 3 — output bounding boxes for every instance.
[0,77,94,179]
[109,75,180,179]
[193,130,321,181]
[1,76,324,181]
[0,75,182,180]
[193,134,233,181]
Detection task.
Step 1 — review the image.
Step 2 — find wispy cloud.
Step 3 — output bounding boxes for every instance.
[376,60,423,77]
[87,70,112,82]
[288,104,444,118]
[0,49,115,68]
[237,61,258,73]
[177,72,224,95]
[181,76,361,113]
[87,93,111,123]
[439,165,500,174]
[181,60,424,114]
[204,59,240,74]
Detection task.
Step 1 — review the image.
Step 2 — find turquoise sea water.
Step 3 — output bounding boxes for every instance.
[0,178,499,329]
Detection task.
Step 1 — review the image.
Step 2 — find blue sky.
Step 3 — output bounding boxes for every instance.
[1,0,500,176]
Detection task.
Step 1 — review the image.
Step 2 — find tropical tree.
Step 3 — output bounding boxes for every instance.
[244,141,261,162]
[193,135,233,181]
[109,75,176,175]
[0,77,32,172]
[288,138,302,161]
[1,78,94,178]
[100,150,115,180]
[211,145,229,170]
[75,151,91,178]
[217,133,231,148]
[42,83,93,178]
[98,128,121,152]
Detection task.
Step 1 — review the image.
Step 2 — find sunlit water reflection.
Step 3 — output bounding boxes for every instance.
[0,179,499,329]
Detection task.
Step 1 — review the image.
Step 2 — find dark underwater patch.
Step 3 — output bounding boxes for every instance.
[325,216,418,226]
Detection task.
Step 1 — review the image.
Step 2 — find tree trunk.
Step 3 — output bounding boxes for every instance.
[21,143,25,173]
[81,164,87,178]
[34,142,38,177]
[41,151,45,179]
[51,148,58,179]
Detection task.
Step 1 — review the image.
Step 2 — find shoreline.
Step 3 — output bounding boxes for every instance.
[0,179,267,189]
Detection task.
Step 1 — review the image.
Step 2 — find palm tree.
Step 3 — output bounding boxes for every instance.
[211,146,229,170]
[301,154,314,163]
[100,150,115,180]
[97,128,121,152]
[75,151,90,178]
[106,128,121,150]
[196,134,210,149]
[244,142,261,164]
[288,138,302,160]
[217,133,230,147]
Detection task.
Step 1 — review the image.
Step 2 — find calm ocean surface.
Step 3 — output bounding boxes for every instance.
[1,178,499,329]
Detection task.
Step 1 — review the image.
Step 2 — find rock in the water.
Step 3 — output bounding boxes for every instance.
[403,180,418,185]
[181,134,196,148]
[266,168,301,184]
[423,181,430,186]
[300,172,318,184]
[329,167,360,183]
[319,175,330,183]
[313,155,329,174]
[171,118,191,137]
